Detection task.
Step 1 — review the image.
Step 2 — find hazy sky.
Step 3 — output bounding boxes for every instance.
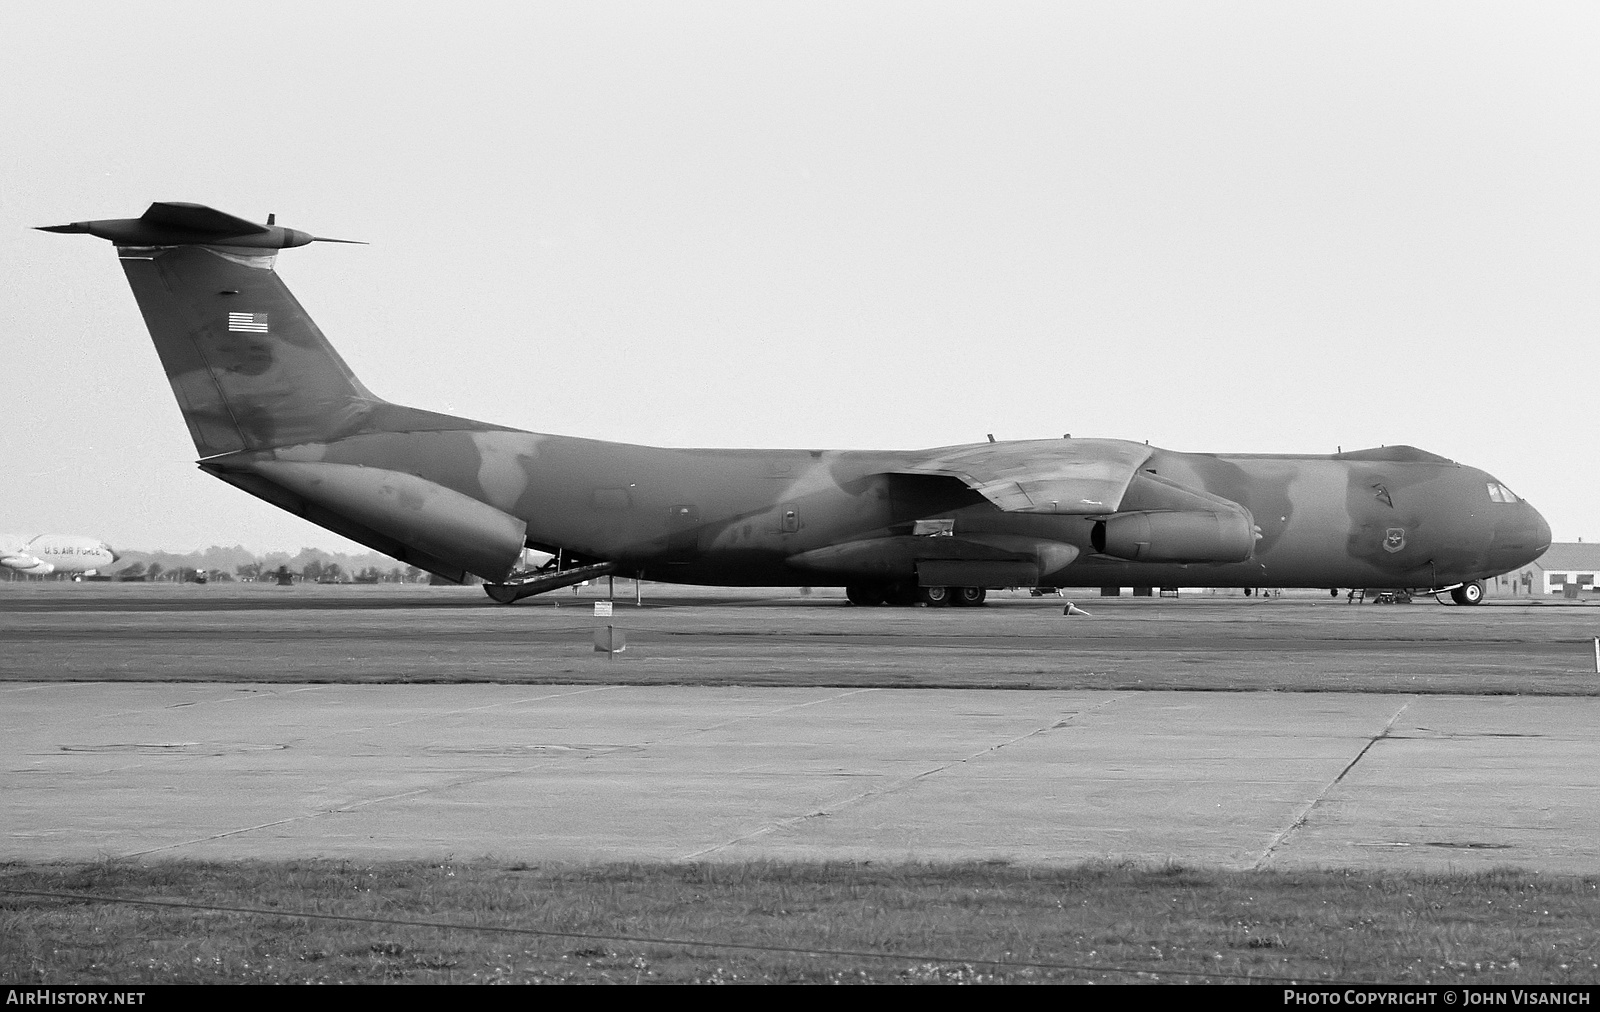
[3,2,1596,552]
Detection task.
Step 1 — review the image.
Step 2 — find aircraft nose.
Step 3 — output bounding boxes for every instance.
[1496,502,1552,571]
[1530,506,1552,557]
[1482,489,1551,574]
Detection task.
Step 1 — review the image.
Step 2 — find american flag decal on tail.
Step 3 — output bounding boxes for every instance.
[227,312,269,333]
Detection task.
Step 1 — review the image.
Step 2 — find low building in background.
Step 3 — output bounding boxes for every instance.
[1491,542,1600,597]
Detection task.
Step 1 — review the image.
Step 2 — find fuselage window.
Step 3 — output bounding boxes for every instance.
[1487,483,1521,504]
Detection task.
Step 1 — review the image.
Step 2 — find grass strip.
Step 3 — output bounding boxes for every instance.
[3,860,1597,984]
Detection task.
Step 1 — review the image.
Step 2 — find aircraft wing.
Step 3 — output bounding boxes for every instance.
[890,438,1154,514]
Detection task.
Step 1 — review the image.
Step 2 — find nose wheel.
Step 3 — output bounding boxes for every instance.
[1449,580,1485,606]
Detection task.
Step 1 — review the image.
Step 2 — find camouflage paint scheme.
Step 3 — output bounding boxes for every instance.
[43,205,1551,599]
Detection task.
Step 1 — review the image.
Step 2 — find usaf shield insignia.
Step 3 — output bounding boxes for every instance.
[1383,527,1406,553]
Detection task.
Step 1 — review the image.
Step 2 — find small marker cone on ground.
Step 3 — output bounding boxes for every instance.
[594,624,626,656]
[1063,603,1091,616]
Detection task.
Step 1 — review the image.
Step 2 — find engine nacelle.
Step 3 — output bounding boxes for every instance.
[1092,510,1256,563]
[2,554,53,575]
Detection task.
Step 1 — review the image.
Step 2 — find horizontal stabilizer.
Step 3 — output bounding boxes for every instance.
[140,201,270,236]
[36,202,360,249]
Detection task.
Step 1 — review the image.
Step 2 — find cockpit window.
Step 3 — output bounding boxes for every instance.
[1487,483,1521,504]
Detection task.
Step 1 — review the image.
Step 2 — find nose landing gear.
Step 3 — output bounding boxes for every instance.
[1449,580,1486,606]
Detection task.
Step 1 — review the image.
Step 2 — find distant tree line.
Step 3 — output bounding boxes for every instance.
[1,545,437,584]
[230,561,426,584]
[98,547,434,584]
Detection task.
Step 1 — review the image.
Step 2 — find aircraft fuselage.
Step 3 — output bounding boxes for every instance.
[203,429,1549,591]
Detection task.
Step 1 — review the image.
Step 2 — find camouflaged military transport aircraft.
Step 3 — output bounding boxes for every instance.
[41,203,1551,607]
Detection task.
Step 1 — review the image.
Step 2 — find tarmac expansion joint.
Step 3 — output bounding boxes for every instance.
[1250,697,1414,871]
[678,693,1130,861]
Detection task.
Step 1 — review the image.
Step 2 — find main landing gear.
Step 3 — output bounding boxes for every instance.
[951,585,987,606]
[845,582,987,607]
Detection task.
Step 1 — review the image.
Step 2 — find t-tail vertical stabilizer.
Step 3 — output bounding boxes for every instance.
[40,203,531,584]
[40,202,377,457]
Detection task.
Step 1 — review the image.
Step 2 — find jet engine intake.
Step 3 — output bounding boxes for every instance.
[1092,510,1256,563]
